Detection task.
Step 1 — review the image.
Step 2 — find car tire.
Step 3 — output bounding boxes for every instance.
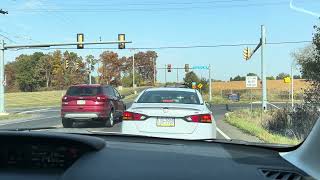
[62,118,73,128]
[105,110,114,127]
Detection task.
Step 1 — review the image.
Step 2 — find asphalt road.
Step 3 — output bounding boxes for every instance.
[0,103,278,142]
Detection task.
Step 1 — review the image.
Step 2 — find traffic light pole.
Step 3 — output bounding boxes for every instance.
[0,39,132,114]
[0,40,5,115]
[261,25,267,111]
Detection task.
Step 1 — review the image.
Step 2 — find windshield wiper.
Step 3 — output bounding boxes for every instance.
[0,126,59,132]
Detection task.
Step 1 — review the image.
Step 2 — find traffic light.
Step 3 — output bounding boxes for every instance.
[118,34,125,49]
[77,33,84,49]
[167,64,172,72]
[65,59,69,69]
[243,47,251,60]
[185,64,189,72]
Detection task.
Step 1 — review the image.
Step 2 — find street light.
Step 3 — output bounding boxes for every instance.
[130,49,136,94]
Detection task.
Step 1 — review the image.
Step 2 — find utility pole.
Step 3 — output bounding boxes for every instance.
[164,64,167,85]
[88,61,92,84]
[261,25,267,111]
[176,68,179,82]
[132,51,136,94]
[291,61,294,108]
[152,57,156,86]
[209,64,212,101]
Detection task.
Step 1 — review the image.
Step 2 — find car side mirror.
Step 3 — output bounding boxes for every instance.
[205,102,212,108]
[120,95,125,99]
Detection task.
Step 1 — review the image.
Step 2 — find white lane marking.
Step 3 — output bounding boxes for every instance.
[0,116,60,126]
[216,127,231,140]
[18,108,51,114]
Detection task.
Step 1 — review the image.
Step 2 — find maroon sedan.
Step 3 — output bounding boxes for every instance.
[61,84,126,128]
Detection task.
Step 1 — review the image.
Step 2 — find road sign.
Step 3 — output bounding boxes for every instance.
[192,66,208,70]
[284,77,291,83]
[192,82,196,89]
[197,83,203,89]
[246,76,258,88]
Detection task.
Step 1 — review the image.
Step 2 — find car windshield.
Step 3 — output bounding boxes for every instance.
[137,90,200,104]
[66,87,102,96]
[1,0,319,147]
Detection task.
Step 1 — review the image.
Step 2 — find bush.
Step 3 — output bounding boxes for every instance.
[263,105,319,140]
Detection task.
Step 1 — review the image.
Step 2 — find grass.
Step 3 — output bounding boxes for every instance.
[5,86,150,108]
[5,90,65,108]
[0,113,32,121]
[224,109,300,145]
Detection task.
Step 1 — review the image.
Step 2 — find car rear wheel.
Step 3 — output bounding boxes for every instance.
[62,118,73,128]
[105,111,114,127]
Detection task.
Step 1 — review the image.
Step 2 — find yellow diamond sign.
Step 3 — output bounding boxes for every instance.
[284,77,291,83]
[197,83,203,89]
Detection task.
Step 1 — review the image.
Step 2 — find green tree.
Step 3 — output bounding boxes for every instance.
[230,75,245,81]
[15,52,44,91]
[121,73,143,87]
[183,71,200,88]
[266,76,275,80]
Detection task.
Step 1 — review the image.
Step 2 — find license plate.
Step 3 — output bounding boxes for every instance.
[77,100,86,105]
[157,118,175,127]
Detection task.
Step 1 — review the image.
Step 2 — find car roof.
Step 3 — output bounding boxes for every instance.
[145,87,198,92]
[69,84,110,87]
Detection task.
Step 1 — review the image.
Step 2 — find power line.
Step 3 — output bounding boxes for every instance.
[10,40,311,51]
[11,1,295,13]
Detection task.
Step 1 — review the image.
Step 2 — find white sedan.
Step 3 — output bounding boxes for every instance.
[121,88,216,140]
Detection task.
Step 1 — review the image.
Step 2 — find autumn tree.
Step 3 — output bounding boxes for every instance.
[99,51,122,86]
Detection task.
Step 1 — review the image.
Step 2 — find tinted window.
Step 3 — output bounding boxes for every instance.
[106,87,116,97]
[137,90,200,104]
[66,86,102,96]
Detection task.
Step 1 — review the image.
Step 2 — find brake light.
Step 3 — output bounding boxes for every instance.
[96,95,107,102]
[122,111,147,120]
[62,95,68,102]
[185,114,212,123]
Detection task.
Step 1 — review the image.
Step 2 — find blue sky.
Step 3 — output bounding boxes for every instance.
[0,0,319,82]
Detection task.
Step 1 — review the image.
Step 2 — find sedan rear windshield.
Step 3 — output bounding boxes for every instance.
[137,90,200,104]
[66,86,102,96]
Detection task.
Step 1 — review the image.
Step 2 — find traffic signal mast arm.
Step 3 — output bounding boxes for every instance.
[250,38,262,59]
[4,41,132,49]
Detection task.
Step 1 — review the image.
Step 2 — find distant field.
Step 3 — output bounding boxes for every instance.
[5,87,149,108]
[212,79,309,92]
[212,79,309,102]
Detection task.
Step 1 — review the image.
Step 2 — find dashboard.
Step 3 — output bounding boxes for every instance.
[0,131,313,180]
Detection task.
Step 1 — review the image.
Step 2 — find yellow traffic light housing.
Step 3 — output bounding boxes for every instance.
[77,33,84,49]
[118,34,125,49]
[243,47,251,61]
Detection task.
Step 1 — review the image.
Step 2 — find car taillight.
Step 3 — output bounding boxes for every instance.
[96,95,107,102]
[62,95,68,102]
[122,111,147,120]
[185,114,212,123]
